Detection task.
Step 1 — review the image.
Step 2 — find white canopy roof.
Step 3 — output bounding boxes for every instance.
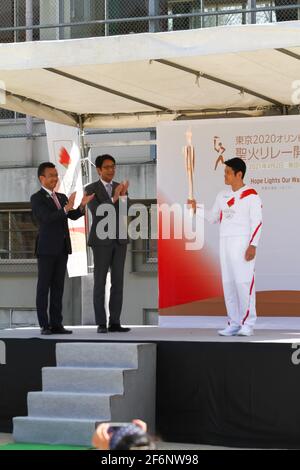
[0,21,300,128]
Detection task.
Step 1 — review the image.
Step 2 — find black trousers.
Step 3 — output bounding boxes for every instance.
[36,254,68,328]
[92,242,127,326]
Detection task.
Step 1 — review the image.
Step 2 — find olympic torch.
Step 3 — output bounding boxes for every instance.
[184,129,195,216]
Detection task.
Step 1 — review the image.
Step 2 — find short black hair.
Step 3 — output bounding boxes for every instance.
[95,154,116,169]
[112,432,155,451]
[225,158,246,178]
[38,162,56,178]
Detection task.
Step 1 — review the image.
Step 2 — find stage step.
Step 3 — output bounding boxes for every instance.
[13,342,156,446]
[56,342,139,368]
[42,367,125,393]
[13,417,97,447]
[28,391,112,419]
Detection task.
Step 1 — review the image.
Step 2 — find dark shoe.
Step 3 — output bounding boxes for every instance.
[41,327,52,335]
[108,325,131,333]
[51,326,73,334]
[97,325,108,334]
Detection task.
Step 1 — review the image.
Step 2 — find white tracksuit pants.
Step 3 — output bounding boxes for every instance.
[220,236,256,328]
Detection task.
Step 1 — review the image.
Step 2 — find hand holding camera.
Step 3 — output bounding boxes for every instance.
[92,419,148,450]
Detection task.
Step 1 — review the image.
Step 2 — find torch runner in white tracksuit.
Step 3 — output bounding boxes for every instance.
[189,158,262,337]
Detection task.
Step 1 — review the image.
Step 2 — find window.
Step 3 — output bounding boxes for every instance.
[0,0,40,43]
[0,109,26,121]
[0,207,38,261]
[0,109,15,120]
[202,2,244,27]
[130,199,157,273]
[274,0,299,22]
[167,0,197,31]
[164,0,290,29]
[108,0,149,35]
[0,0,15,43]
[70,0,101,38]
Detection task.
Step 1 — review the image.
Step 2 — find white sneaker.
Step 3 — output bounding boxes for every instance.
[218,325,241,336]
[237,325,253,336]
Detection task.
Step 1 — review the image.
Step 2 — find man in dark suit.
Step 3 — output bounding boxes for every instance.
[31,162,94,335]
[85,154,130,333]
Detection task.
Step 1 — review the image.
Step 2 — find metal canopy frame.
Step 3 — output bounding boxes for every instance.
[23,48,297,129]
[276,48,300,61]
[45,68,171,112]
[31,45,300,125]
[2,87,79,124]
[154,58,283,107]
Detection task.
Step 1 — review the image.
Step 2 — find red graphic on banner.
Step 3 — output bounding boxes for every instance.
[158,195,222,309]
[158,237,222,308]
[59,146,71,168]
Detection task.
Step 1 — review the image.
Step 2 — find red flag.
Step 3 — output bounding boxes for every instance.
[59,146,71,168]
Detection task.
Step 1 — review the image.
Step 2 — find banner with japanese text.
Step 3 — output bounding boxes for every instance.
[45,121,88,278]
[157,115,300,328]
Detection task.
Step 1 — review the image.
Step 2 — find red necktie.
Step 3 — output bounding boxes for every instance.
[51,192,61,209]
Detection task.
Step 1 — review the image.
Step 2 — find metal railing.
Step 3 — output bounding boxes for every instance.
[0,0,299,43]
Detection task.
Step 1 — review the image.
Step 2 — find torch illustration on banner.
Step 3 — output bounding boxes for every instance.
[214,136,226,170]
[184,129,196,216]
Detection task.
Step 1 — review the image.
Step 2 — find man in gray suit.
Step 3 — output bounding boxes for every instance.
[85,155,130,333]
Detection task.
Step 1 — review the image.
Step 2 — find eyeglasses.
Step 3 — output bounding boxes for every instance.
[102,164,116,170]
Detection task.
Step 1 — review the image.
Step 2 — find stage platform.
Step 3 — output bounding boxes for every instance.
[1,325,300,342]
[1,326,300,448]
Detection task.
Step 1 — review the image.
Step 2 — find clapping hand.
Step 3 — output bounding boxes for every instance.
[112,181,129,203]
[112,183,124,203]
[120,180,129,196]
[65,192,76,212]
[80,192,95,207]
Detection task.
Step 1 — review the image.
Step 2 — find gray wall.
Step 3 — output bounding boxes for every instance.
[81,249,158,327]
[0,167,39,201]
